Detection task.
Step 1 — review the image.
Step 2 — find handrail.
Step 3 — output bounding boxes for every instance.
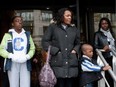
[96,49,116,83]
[110,48,116,57]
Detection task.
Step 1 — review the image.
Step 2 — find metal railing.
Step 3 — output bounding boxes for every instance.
[96,49,116,83]
[110,47,116,57]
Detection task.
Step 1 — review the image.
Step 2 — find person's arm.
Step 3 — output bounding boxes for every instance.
[42,24,59,55]
[73,28,80,55]
[94,32,110,52]
[94,32,102,49]
[0,33,12,58]
[26,35,35,59]
[81,59,102,72]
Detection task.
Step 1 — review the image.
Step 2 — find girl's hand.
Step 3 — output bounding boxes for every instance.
[103,45,110,52]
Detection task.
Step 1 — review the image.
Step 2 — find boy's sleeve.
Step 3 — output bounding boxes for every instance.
[81,59,102,72]
[27,35,35,59]
[0,33,11,58]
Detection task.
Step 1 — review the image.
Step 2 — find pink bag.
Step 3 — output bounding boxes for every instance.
[39,46,57,87]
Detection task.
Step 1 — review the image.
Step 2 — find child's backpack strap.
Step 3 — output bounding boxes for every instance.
[25,31,30,44]
[25,31,31,53]
[8,32,13,38]
[7,32,13,53]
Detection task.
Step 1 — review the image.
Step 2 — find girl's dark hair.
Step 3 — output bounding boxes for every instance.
[56,8,74,25]
[98,17,114,37]
[98,17,112,31]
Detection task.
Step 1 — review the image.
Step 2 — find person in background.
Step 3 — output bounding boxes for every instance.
[0,16,35,87]
[79,44,111,87]
[94,17,116,87]
[41,8,80,87]
[31,44,43,87]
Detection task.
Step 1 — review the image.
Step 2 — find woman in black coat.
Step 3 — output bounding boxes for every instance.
[94,17,116,87]
[41,8,80,87]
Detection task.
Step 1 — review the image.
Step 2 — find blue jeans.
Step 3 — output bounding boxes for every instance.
[84,83,93,87]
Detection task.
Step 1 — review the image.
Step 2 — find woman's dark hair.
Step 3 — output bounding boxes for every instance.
[98,17,112,30]
[98,17,114,37]
[56,8,74,25]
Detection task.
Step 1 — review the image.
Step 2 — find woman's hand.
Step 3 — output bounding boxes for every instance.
[103,45,110,52]
[71,50,76,54]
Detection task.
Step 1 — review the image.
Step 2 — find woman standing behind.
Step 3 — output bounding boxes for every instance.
[94,17,116,87]
[41,8,80,87]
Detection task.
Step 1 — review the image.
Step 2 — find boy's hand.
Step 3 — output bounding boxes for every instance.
[103,65,111,71]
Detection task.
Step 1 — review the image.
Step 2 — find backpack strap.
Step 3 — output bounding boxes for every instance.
[7,32,13,53]
[25,31,30,43]
[25,31,31,53]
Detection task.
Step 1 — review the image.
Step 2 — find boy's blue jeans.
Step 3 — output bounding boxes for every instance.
[84,83,93,87]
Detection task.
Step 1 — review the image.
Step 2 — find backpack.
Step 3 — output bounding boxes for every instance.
[39,46,57,87]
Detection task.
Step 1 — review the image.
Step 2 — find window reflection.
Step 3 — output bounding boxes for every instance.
[41,11,53,22]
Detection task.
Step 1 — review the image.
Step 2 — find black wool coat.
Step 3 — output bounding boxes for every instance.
[42,23,80,78]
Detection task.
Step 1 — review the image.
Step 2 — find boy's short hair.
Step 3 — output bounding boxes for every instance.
[81,43,92,53]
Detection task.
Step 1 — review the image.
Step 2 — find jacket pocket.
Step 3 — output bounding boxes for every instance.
[69,53,78,67]
[50,52,63,67]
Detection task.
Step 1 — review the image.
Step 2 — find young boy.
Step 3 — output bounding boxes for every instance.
[79,44,111,87]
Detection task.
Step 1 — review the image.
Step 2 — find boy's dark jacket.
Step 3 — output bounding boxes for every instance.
[79,57,103,87]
